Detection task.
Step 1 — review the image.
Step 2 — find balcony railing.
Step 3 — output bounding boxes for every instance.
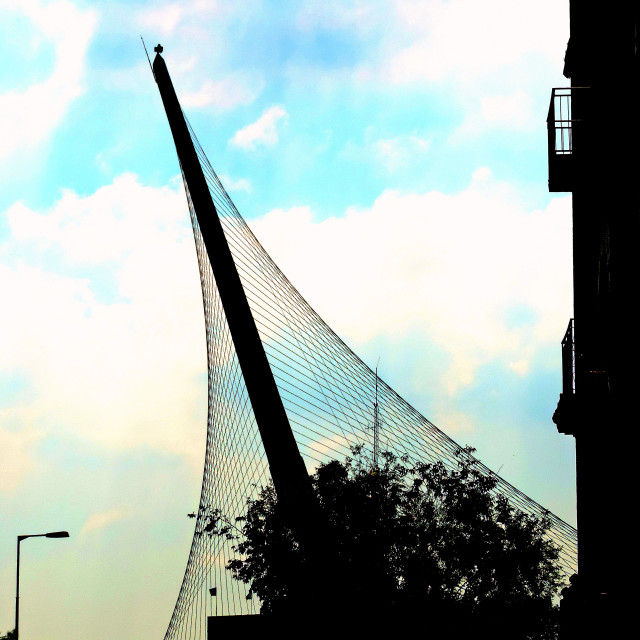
[549,88,573,154]
[547,87,588,192]
[561,318,575,395]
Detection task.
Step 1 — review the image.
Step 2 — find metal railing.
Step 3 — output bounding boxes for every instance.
[561,319,575,395]
[547,87,590,192]
[548,88,573,154]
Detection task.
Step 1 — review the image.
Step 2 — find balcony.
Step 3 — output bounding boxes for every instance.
[547,88,574,192]
[553,318,576,435]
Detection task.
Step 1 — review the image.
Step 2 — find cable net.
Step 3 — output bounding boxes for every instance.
[163,117,578,640]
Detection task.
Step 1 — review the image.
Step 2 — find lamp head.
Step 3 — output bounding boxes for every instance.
[45,531,69,538]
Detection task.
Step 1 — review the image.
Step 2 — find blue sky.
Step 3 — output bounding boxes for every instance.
[1,1,573,638]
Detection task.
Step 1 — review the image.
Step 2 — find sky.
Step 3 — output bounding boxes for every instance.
[0,1,574,638]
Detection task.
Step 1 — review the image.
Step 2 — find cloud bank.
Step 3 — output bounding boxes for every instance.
[230,106,289,150]
[0,0,97,162]
[250,168,572,397]
[0,174,207,494]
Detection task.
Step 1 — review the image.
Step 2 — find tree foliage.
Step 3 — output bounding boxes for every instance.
[209,447,565,638]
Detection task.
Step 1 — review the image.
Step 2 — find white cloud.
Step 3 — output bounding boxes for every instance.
[137,2,185,35]
[219,174,252,194]
[0,427,44,492]
[249,168,572,396]
[373,133,431,172]
[0,0,97,162]
[0,174,207,492]
[452,91,537,140]
[508,359,531,376]
[309,434,351,456]
[230,106,288,150]
[180,73,265,110]
[80,508,130,536]
[136,0,218,36]
[286,1,567,94]
[6,173,188,265]
[429,409,475,436]
[387,0,568,85]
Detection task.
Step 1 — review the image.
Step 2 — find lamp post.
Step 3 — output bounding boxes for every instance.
[15,531,69,640]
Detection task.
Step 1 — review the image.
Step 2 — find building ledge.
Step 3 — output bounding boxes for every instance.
[552,391,610,437]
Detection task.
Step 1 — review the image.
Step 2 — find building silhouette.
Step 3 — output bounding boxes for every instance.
[550,2,639,635]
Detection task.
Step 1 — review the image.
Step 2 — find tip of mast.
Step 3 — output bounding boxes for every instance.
[154,43,164,54]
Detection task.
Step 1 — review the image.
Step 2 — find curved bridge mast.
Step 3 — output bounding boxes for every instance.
[152,47,314,514]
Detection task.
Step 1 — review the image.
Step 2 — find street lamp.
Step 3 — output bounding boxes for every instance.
[15,531,69,640]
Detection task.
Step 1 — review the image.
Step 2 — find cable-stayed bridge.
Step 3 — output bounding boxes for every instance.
[149,48,577,639]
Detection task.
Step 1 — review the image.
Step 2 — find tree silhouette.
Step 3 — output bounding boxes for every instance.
[209,446,564,639]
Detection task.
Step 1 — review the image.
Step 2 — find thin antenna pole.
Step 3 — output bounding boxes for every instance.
[140,36,155,79]
[373,359,380,469]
